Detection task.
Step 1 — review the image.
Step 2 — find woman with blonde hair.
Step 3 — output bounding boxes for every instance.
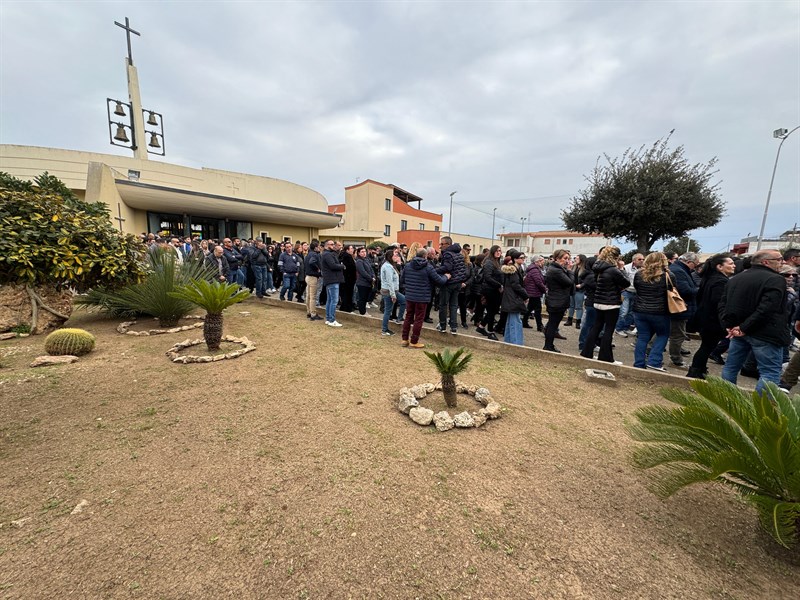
[406,242,421,263]
[580,246,629,363]
[631,252,671,371]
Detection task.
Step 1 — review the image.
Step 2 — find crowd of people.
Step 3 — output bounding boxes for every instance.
[139,232,800,394]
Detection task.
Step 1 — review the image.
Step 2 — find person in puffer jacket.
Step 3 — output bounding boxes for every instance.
[435,237,468,334]
[400,248,450,348]
[631,252,671,371]
[580,246,630,364]
[500,251,529,345]
[524,255,547,331]
[543,249,573,353]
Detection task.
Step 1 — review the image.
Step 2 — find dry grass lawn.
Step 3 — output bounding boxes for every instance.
[1,297,798,599]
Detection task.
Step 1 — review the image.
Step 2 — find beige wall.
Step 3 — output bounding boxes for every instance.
[440,231,496,254]
[0,145,329,212]
[341,180,443,244]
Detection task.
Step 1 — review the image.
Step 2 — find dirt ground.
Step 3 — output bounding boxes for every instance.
[1,297,797,599]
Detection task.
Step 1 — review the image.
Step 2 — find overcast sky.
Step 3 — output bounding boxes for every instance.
[1,1,798,252]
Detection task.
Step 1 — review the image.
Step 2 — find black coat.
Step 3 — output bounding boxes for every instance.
[545,263,573,310]
[500,265,529,313]
[340,252,357,285]
[592,261,629,306]
[691,271,729,336]
[481,259,503,294]
[633,271,669,315]
[320,249,345,286]
[719,264,790,347]
[304,251,321,278]
[437,243,468,284]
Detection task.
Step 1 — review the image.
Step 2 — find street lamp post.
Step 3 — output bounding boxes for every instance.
[757,126,800,251]
[448,191,457,235]
[520,217,527,251]
[491,208,497,244]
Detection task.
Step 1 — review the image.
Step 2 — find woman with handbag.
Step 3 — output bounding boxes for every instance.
[631,252,671,371]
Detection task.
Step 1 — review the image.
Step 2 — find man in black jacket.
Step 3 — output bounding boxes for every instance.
[719,249,789,394]
[435,237,467,334]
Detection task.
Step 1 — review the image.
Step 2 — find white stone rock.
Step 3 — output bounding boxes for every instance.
[422,383,435,393]
[474,388,492,405]
[398,396,419,414]
[409,407,434,426]
[453,411,475,428]
[456,383,468,393]
[410,384,427,399]
[71,499,89,515]
[0,332,17,340]
[30,355,78,367]
[11,517,31,527]
[125,331,138,336]
[196,356,212,363]
[212,355,226,362]
[433,411,455,432]
[484,401,502,419]
[472,412,488,428]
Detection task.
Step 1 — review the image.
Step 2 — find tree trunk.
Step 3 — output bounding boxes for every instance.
[159,315,181,328]
[442,374,457,408]
[204,312,223,350]
[636,231,650,255]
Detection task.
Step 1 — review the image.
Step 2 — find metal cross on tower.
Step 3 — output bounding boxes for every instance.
[114,17,140,65]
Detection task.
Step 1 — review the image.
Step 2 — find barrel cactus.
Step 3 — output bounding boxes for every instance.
[44,328,96,356]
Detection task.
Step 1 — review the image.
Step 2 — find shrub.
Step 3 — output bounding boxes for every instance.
[626,376,800,548]
[76,251,216,327]
[44,328,96,356]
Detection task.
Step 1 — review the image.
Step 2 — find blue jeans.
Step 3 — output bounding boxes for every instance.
[632,312,671,368]
[504,312,523,345]
[438,282,460,329]
[569,291,585,321]
[281,273,297,300]
[722,335,783,394]
[615,290,635,332]
[578,305,596,351]
[382,291,406,332]
[265,270,274,290]
[325,283,340,322]
[253,265,267,297]
[227,268,239,285]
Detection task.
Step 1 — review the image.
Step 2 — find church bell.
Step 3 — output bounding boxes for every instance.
[113,124,130,144]
[114,101,127,117]
[147,111,158,126]
[148,132,161,149]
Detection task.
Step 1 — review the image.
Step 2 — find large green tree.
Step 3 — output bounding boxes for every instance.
[0,171,145,331]
[562,133,724,253]
[662,236,701,257]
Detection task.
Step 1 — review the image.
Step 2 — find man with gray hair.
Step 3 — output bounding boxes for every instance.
[668,252,700,367]
[719,249,789,394]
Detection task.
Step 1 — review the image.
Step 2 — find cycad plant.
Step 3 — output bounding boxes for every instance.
[424,347,473,408]
[626,376,800,548]
[75,250,215,326]
[168,279,249,350]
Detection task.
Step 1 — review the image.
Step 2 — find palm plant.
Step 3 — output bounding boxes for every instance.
[424,347,473,408]
[626,376,800,548]
[168,279,249,350]
[75,251,215,327]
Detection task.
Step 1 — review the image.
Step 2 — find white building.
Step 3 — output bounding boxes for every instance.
[732,229,800,255]
[499,230,610,257]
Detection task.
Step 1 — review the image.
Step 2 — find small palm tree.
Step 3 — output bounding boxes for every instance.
[424,347,473,408]
[76,251,215,327]
[626,376,800,548]
[169,279,249,350]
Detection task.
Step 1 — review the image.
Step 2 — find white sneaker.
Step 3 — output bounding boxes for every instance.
[612,360,623,365]
[330,320,343,327]
[614,330,628,338]
[629,327,637,335]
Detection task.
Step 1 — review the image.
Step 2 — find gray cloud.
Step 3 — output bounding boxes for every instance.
[2,0,798,252]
